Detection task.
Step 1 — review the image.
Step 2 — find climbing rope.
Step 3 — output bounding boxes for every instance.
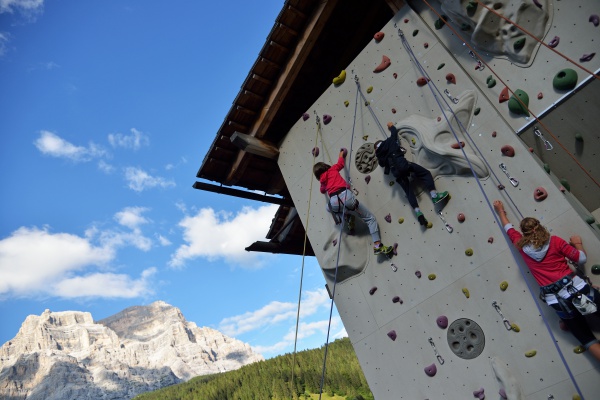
[420,0,600,191]
[397,23,584,398]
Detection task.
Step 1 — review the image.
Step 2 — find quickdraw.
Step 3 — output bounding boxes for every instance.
[492,301,513,331]
[428,337,445,364]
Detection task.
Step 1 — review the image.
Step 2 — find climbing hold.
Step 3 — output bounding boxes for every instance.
[474,107,481,115]
[389,181,395,186]
[465,248,473,256]
[473,388,485,400]
[392,296,403,304]
[404,18,409,23]
[500,281,508,291]
[333,70,346,85]
[412,29,419,37]
[528,147,534,153]
[364,101,370,106]
[340,147,348,157]
[426,222,433,229]
[415,271,422,278]
[398,217,404,224]
[411,138,416,145]
[488,237,494,244]
[559,178,570,192]
[573,395,582,400]
[513,37,526,51]
[365,175,371,184]
[508,89,530,116]
[417,77,428,87]
[424,42,429,49]
[302,113,310,121]
[498,184,505,190]
[312,147,319,157]
[385,214,392,223]
[373,55,391,73]
[387,330,397,341]
[367,86,373,93]
[391,108,396,114]
[434,15,448,30]
[590,14,600,27]
[446,73,456,84]
[492,131,497,138]
[457,213,465,223]
[424,363,437,377]
[533,0,542,8]
[487,77,496,88]
[524,350,537,358]
[543,163,550,173]
[393,72,397,79]
[585,216,596,224]
[537,92,543,99]
[323,114,332,124]
[369,286,377,295]
[437,116,441,122]
[580,53,595,62]
[559,186,566,193]
[462,288,470,298]
[499,87,509,103]
[437,316,449,329]
[373,31,385,42]
[362,135,368,140]
[392,243,398,255]
[575,132,583,141]
[553,69,578,91]
[499,388,507,399]
[461,23,471,31]
[573,346,585,354]
[591,265,600,275]
[332,239,337,246]
[344,100,349,107]
[466,1,477,14]
[548,36,559,48]
[428,274,436,280]
[501,145,515,157]
[510,323,520,332]
[534,187,548,201]
[451,141,465,149]
[437,63,445,70]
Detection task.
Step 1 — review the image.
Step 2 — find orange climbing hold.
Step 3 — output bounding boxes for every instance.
[445,73,456,84]
[534,187,548,201]
[417,77,428,87]
[499,87,509,103]
[373,31,384,42]
[373,55,391,72]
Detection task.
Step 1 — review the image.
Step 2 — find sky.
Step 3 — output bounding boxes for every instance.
[0,0,345,358]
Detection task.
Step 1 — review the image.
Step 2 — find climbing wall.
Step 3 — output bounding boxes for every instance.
[277,2,600,399]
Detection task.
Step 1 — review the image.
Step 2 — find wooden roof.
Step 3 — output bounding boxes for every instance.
[195,0,404,255]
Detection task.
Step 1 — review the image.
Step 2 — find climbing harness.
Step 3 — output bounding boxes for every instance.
[498,163,519,187]
[492,301,513,331]
[533,127,554,151]
[428,337,445,364]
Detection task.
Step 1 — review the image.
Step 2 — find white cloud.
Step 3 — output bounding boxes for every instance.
[157,235,171,246]
[169,204,279,268]
[52,267,156,298]
[114,206,150,229]
[34,130,106,162]
[124,167,175,192]
[0,32,10,56]
[108,128,149,150]
[0,0,44,17]
[98,160,116,174]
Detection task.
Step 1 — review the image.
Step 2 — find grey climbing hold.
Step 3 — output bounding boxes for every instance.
[447,318,485,359]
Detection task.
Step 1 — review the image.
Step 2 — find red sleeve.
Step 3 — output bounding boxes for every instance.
[319,177,327,193]
[506,227,522,246]
[331,156,345,172]
[553,236,580,263]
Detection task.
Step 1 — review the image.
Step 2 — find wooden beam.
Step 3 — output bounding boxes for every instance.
[251,73,272,85]
[278,22,298,36]
[192,181,293,206]
[383,0,405,14]
[236,105,257,116]
[230,131,279,159]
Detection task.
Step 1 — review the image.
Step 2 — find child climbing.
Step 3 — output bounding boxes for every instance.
[375,122,449,226]
[493,200,600,361]
[314,149,393,256]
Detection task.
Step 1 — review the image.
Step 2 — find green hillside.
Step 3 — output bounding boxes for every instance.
[134,338,373,400]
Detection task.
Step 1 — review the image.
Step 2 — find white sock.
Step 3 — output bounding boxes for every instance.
[430,190,437,198]
[414,207,421,214]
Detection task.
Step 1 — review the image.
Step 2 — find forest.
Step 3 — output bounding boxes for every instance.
[134,338,373,400]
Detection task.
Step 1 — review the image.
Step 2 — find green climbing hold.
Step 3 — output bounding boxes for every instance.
[344,100,349,107]
[389,181,395,186]
[513,37,526,51]
[543,163,550,173]
[434,15,448,30]
[460,23,471,31]
[559,178,570,192]
[466,1,477,14]
[426,221,433,229]
[474,107,481,115]
[585,216,596,224]
[462,288,470,298]
[575,132,583,141]
[437,63,445,70]
[412,29,419,37]
[508,89,530,116]
[591,265,600,275]
[553,68,578,91]
[487,78,496,88]
[398,217,404,224]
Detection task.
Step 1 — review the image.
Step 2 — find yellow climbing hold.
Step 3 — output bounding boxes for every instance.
[462,288,470,298]
[428,274,436,280]
[500,281,508,291]
[510,323,520,332]
[525,350,537,358]
[465,248,473,256]
[398,217,404,224]
[344,100,349,107]
[333,70,346,85]
[364,101,370,106]
[426,221,433,229]
[362,135,369,140]
[573,395,582,400]
[411,138,416,145]
[389,181,395,186]
[367,86,373,93]
[573,346,585,354]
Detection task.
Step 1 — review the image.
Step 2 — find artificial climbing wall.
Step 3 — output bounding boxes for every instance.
[278,1,600,399]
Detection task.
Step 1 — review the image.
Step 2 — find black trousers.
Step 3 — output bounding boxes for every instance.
[395,162,436,209]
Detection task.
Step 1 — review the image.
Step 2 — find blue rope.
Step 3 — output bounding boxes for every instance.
[397,26,583,398]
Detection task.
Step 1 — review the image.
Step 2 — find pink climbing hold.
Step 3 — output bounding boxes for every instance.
[323,114,332,125]
[492,131,497,138]
[473,388,485,400]
[424,42,429,48]
[312,147,319,157]
[417,76,428,87]
[437,116,441,122]
[373,55,391,73]
[457,213,466,223]
[404,18,409,23]
[374,31,385,42]
[369,287,377,295]
[499,388,507,399]
[392,242,398,256]
[332,239,337,246]
[393,72,398,79]
[446,73,456,84]
[340,147,348,157]
[365,175,371,184]
[392,108,396,113]
[436,315,448,329]
[451,141,465,149]
[424,363,437,377]
[499,87,510,103]
[387,330,397,341]
[415,271,422,278]
[498,184,505,190]
[392,296,403,304]
[580,53,596,62]
[528,147,534,153]
[302,113,310,121]
[559,186,566,193]
[501,145,515,157]
[488,237,494,243]
[548,36,559,48]
[534,187,548,201]
[537,92,543,99]
[385,214,392,223]
[590,14,599,27]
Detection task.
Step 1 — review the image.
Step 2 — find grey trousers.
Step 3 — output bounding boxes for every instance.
[328,189,381,243]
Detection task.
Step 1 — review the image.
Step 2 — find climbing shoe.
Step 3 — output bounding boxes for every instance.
[432,191,449,204]
[345,214,356,234]
[374,244,393,255]
[416,212,428,226]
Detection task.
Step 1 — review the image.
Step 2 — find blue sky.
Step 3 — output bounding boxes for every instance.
[0,0,344,358]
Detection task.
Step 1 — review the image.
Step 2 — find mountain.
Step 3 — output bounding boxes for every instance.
[0,301,263,400]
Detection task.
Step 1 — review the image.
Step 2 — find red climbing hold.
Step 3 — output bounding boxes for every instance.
[323,114,332,125]
[537,92,543,99]
[369,286,377,295]
[437,116,441,122]
[373,55,391,73]
[499,87,510,103]
[387,330,397,341]
[501,145,515,157]
[528,147,534,153]
[374,31,385,42]
[451,141,465,149]
[492,131,497,138]
[457,213,466,223]
[424,42,429,48]
[417,77,428,87]
[446,73,456,84]
[404,18,409,23]
[534,187,548,201]
[393,72,397,79]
